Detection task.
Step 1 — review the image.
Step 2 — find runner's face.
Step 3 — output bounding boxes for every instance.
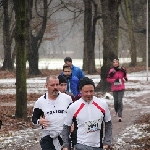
[63,68,71,77]
[58,83,67,93]
[81,85,94,102]
[46,78,59,97]
[113,60,119,67]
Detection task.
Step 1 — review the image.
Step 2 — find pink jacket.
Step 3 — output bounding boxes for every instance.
[106,68,127,92]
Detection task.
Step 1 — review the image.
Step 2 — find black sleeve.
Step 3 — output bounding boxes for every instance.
[107,69,116,78]
[32,108,44,124]
[121,67,127,76]
[71,117,77,147]
[71,129,77,147]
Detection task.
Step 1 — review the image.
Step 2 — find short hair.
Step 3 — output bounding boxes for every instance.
[46,75,58,84]
[63,64,71,71]
[64,57,72,63]
[79,77,95,90]
[58,75,67,84]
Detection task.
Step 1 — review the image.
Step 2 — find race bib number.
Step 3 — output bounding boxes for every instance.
[84,119,102,133]
[114,79,122,85]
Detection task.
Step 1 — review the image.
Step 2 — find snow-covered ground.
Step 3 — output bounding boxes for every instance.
[0,71,150,149]
[0,70,150,94]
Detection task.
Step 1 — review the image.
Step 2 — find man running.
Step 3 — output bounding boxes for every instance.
[62,77,112,150]
[64,57,85,80]
[32,75,72,150]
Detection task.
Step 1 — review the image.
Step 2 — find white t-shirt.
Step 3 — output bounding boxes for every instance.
[64,96,111,147]
[33,92,72,138]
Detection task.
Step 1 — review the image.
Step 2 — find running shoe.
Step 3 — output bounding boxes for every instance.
[118,117,122,122]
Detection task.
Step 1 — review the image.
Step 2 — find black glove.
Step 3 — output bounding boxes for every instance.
[121,67,127,76]
[109,69,116,77]
[124,78,128,81]
[114,79,119,82]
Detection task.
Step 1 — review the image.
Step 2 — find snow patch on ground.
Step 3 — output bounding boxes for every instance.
[0,71,150,149]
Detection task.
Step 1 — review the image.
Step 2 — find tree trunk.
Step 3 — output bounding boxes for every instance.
[28,37,41,75]
[1,0,13,71]
[26,0,41,75]
[148,0,150,67]
[124,0,137,67]
[14,0,27,119]
[99,0,121,92]
[27,0,47,76]
[83,0,92,71]
[83,0,93,73]
[90,0,99,74]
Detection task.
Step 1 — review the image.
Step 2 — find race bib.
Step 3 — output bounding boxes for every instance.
[114,79,122,85]
[84,119,102,133]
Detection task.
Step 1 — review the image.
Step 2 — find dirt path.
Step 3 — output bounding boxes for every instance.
[111,93,150,137]
[28,93,150,150]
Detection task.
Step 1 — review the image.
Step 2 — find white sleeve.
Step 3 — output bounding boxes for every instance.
[104,102,111,122]
[64,105,74,126]
[69,96,73,104]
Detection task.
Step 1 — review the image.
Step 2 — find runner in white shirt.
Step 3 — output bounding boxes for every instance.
[32,75,72,150]
[62,77,112,150]
[58,74,76,150]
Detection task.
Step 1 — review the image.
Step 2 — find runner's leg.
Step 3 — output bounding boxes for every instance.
[40,135,56,150]
[117,90,124,118]
[113,91,118,114]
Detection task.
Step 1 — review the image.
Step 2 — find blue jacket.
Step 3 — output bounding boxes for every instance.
[71,65,85,80]
[61,74,80,97]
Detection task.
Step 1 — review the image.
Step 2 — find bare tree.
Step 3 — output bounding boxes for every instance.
[1,0,15,71]
[83,0,92,72]
[99,0,121,92]
[124,0,136,67]
[83,0,101,73]
[14,0,27,119]
[120,0,147,64]
[148,0,150,66]
[26,0,48,75]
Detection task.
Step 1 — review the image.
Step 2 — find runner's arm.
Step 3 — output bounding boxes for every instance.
[103,120,112,146]
[32,100,44,125]
[62,124,71,149]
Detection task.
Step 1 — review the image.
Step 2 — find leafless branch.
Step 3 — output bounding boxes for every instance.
[60,0,83,13]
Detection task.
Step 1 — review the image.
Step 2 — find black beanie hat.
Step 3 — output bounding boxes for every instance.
[64,57,72,63]
[58,75,67,84]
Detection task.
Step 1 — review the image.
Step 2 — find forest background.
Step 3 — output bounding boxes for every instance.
[0,0,149,129]
[0,1,150,149]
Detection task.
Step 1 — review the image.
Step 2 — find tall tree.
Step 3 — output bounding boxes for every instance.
[27,0,48,75]
[99,0,121,92]
[83,0,92,72]
[1,0,15,71]
[14,0,27,119]
[148,0,150,67]
[83,0,100,74]
[91,0,101,73]
[124,0,136,67]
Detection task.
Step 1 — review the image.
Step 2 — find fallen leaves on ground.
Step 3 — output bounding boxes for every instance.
[0,93,42,135]
[130,114,150,150]
[0,106,34,135]
[0,93,42,103]
[0,67,150,150]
